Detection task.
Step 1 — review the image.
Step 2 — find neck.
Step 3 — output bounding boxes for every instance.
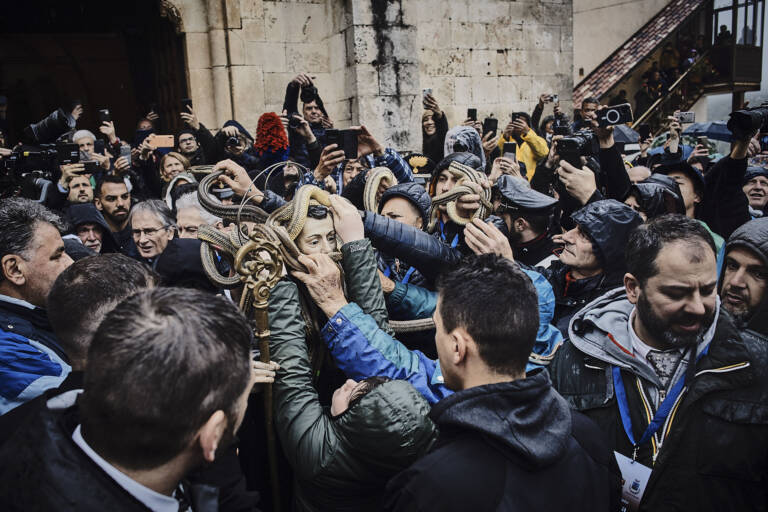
[107,453,188,497]
[685,204,696,219]
[632,310,673,351]
[105,216,128,233]
[0,284,37,307]
[517,229,542,245]
[461,368,524,390]
[570,267,603,280]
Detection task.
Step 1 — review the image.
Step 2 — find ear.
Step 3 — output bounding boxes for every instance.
[1,255,26,286]
[624,272,641,305]
[197,410,227,463]
[513,217,527,233]
[450,327,472,366]
[166,228,175,242]
[94,197,103,211]
[693,191,702,205]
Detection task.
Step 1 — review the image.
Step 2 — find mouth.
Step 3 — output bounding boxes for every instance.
[724,292,746,306]
[674,321,702,333]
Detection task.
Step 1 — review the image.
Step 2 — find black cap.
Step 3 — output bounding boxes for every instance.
[495,175,557,215]
[744,166,768,185]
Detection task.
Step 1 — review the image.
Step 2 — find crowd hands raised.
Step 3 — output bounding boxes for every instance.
[1,71,768,512]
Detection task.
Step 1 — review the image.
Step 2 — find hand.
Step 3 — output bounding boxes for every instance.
[538,93,551,106]
[545,137,561,168]
[329,195,364,243]
[139,135,156,158]
[290,73,313,88]
[292,113,316,143]
[482,132,500,157]
[557,160,597,205]
[321,116,334,129]
[314,144,345,181]
[324,175,337,194]
[748,136,761,158]
[146,110,160,122]
[455,180,488,218]
[252,360,280,384]
[639,137,653,156]
[687,144,709,163]
[91,151,111,170]
[113,156,131,174]
[354,125,384,158]
[377,269,396,295]
[489,156,521,183]
[0,148,11,158]
[291,254,348,318]
[99,121,117,143]
[464,218,514,260]
[423,93,441,117]
[71,104,83,121]
[553,103,562,116]
[180,105,200,130]
[214,159,264,203]
[221,125,240,138]
[511,117,530,136]
[279,110,290,133]
[503,121,515,138]
[58,163,86,188]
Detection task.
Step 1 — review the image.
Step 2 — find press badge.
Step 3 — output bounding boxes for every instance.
[615,451,651,512]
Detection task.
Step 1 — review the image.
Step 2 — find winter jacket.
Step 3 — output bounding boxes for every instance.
[724,217,768,336]
[701,155,751,240]
[422,112,449,165]
[65,203,119,253]
[533,200,643,332]
[514,231,559,267]
[385,370,622,512]
[268,280,436,512]
[113,223,140,260]
[320,269,565,405]
[549,288,768,511]
[496,129,549,182]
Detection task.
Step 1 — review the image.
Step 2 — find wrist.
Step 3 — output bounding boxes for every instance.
[372,145,385,158]
[321,298,348,319]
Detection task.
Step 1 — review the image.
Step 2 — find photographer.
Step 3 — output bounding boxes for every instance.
[496,112,548,181]
[179,104,218,165]
[282,73,331,170]
[422,92,449,164]
[214,121,260,172]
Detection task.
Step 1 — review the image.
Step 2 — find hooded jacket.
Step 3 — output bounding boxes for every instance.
[385,371,622,512]
[66,203,119,254]
[268,280,436,512]
[549,287,768,511]
[724,217,768,335]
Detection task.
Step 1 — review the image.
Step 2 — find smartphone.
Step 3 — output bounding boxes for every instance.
[83,161,101,173]
[596,103,633,127]
[697,136,709,149]
[119,144,132,163]
[551,94,559,103]
[637,123,651,141]
[502,142,517,160]
[181,98,193,112]
[325,129,340,150]
[97,109,111,124]
[94,139,106,155]
[467,108,477,122]
[340,129,359,159]
[422,88,432,99]
[482,117,498,138]
[153,135,175,148]
[675,111,695,124]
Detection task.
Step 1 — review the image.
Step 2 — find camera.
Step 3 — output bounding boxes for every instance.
[226,136,240,148]
[596,103,633,127]
[300,85,318,104]
[557,129,599,168]
[728,102,768,139]
[0,143,79,201]
[22,108,77,144]
[553,113,571,136]
[288,112,302,130]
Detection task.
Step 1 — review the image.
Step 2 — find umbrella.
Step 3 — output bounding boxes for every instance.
[611,124,640,143]
[682,121,732,142]
[648,144,695,160]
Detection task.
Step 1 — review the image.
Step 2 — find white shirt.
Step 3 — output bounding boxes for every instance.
[0,293,37,310]
[72,425,186,512]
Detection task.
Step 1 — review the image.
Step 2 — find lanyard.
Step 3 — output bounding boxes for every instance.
[438,220,459,248]
[613,343,709,460]
[383,263,416,284]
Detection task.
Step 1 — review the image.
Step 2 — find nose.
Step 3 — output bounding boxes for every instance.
[684,292,706,317]
[562,228,577,243]
[729,267,747,288]
[320,237,334,254]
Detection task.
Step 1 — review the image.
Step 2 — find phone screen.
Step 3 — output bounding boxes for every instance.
[467,108,477,122]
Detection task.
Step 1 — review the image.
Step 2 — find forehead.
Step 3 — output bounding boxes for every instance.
[649,241,716,284]
[131,210,164,227]
[163,156,182,166]
[177,207,205,224]
[179,134,195,140]
[667,171,692,185]
[101,182,128,196]
[300,215,334,238]
[75,137,94,145]
[381,196,417,214]
[727,246,765,267]
[304,101,319,108]
[747,176,768,184]
[77,222,101,231]
[71,176,91,186]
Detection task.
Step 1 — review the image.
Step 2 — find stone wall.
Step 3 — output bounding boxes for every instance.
[167,0,573,151]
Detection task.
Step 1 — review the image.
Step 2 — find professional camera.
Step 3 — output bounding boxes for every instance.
[0,143,79,202]
[728,102,768,140]
[22,108,77,144]
[288,111,302,130]
[226,136,240,148]
[553,113,571,136]
[300,85,318,104]
[557,129,600,168]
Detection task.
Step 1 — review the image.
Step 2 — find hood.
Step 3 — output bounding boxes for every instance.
[164,172,198,209]
[571,200,643,280]
[724,217,768,335]
[428,152,483,196]
[154,238,219,294]
[222,119,254,143]
[631,182,685,219]
[443,126,486,170]
[62,235,98,261]
[429,371,572,469]
[378,182,432,229]
[65,203,119,253]
[334,380,436,471]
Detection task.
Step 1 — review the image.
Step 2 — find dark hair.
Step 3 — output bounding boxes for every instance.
[511,212,550,235]
[625,214,716,286]
[47,254,158,366]
[95,174,128,198]
[0,198,64,283]
[348,376,392,410]
[307,204,330,219]
[436,255,538,375]
[170,182,199,210]
[512,112,532,126]
[583,97,599,106]
[80,288,252,470]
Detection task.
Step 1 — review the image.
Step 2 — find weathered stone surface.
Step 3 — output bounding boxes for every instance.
[286,43,329,73]
[242,18,266,42]
[245,41,286,71]
[185,32,212,69]
[231,66,264,132]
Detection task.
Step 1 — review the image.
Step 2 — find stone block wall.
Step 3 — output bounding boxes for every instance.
[167,0,572,152]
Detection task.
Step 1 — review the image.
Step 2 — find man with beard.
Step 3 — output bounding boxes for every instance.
[0,288,258,510]
[94,175,138,259]
[720,217,768,336]
[549,214,768,511]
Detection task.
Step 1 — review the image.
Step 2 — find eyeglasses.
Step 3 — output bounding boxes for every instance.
[132,226,170,238]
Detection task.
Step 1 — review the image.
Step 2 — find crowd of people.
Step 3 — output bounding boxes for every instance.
[0,68,768,512]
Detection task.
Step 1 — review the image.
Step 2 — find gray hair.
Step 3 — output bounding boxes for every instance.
[73,129,96,142]
[129,200,176,230]
[0,198,65,282]
[174,192,221,226]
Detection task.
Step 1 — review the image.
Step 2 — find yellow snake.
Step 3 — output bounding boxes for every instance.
[427,161,492,233]
[363,166,397,213]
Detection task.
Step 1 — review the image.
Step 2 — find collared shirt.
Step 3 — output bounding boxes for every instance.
[72,425,188,512]
[0,293,37,310]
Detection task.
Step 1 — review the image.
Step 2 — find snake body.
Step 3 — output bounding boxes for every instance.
[427,161,492,233]
[363,166,397,213]
[198,171,268,224]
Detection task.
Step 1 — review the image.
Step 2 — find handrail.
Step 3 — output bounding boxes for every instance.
[631,49,712,129]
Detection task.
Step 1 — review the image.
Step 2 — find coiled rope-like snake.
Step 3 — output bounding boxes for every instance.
[426,161,493,234]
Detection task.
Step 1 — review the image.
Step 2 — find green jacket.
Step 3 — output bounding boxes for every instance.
[268,264,436,511]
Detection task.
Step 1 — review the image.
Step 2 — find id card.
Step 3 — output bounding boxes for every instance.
[615,451,652,512]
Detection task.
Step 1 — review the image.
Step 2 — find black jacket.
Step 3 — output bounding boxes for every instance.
[701,155,751,240]
[514,231,558,266]
[422,112,449,165]
[385,370,622,511]
[724,217,768,335]
[65,203,119,253]
[113,223,140,260]
[550,291,768,512]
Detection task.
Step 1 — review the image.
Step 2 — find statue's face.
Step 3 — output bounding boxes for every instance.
[296,216,337,255]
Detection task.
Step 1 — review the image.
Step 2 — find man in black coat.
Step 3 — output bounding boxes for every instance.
[66,203,119,254]
[549,215,768,511]
[385,255,621,511]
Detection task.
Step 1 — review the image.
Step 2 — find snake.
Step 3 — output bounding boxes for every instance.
[426,161,493,233]
[363,166,397,213]
[197,171,269,225]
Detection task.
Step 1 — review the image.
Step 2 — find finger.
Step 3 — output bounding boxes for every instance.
[290,270,310,283]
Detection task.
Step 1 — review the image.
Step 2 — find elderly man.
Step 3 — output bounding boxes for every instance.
[0,199,73,414]
[66,203,118,254]
[129,200,176,264]
[174,191,223,239]
[743,166,768,217]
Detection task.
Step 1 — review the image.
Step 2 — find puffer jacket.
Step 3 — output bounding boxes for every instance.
[549,288,768,512]
[385,370,622,512]
[268,280,436,512]
[723,217,768,336]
